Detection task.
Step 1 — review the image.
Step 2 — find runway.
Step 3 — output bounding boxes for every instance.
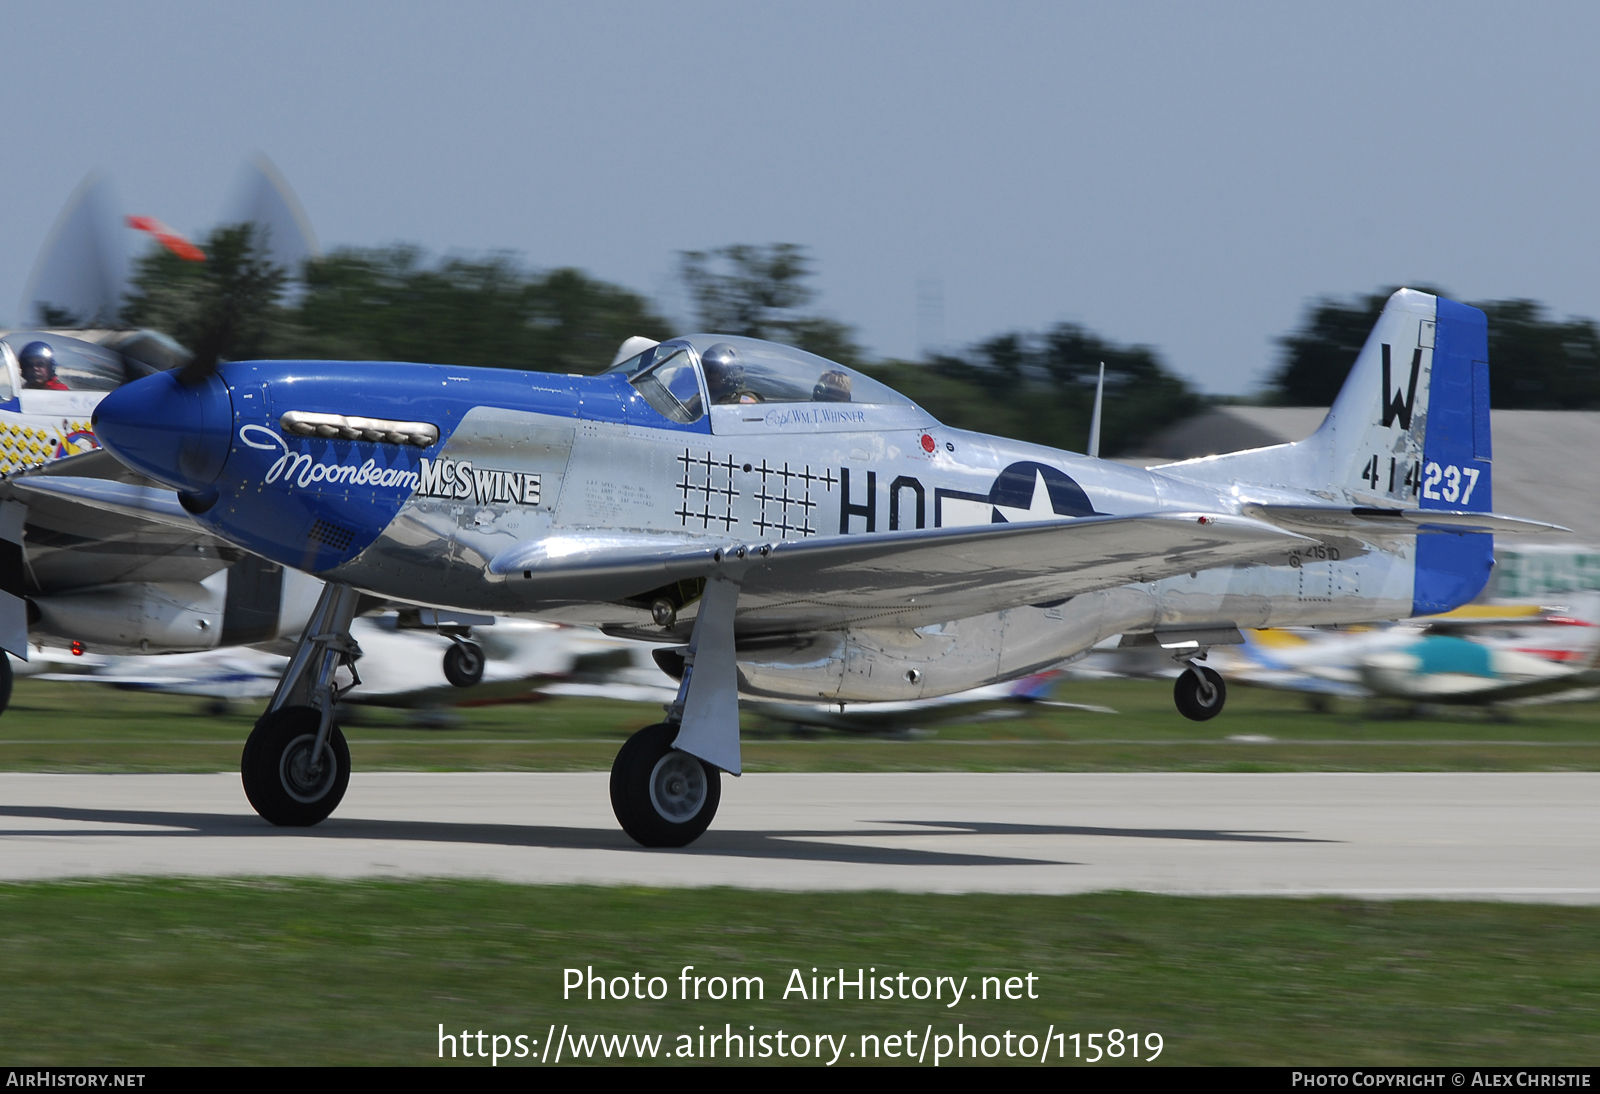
[1,771,1597,902]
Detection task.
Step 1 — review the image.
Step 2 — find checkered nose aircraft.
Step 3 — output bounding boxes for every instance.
[0,330,329,708]
[80,289,1559,847]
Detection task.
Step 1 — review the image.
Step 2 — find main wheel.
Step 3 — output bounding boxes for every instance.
[610,722,721,848]
[443,641,485,687]
[1174,665,1226,721]
[0,653,12,716]
[241,705,351,826]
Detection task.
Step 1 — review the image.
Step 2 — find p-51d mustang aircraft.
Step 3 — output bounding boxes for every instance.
[79,288,1559,846]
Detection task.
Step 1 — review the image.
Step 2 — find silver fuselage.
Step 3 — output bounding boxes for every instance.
[327,402,1407,702]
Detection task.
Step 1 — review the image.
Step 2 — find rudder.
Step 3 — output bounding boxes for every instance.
[1413,296,1493,614]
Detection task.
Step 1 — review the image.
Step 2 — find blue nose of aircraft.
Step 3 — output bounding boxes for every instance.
[92,370,234,493]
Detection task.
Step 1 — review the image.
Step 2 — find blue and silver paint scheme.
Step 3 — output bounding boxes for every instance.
[93,290,1528,703]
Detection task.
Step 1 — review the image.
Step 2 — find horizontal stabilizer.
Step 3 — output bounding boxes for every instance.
[1244,505,1567,537]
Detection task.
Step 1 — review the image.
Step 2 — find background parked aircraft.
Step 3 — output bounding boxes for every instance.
[1210,595,1600,710]
[30,616,576,719]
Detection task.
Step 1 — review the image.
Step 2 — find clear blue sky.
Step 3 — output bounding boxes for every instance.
[5,2,1597,393]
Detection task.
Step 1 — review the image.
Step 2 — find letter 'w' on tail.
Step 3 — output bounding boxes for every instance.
[1380,343,1422,430]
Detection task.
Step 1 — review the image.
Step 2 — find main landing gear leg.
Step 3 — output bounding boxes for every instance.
[241,582,363,826]
[611,572,742,847]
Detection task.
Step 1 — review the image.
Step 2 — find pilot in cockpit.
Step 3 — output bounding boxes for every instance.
[812,369,851,402]
[19,342,69,391]
[702,343,761,404]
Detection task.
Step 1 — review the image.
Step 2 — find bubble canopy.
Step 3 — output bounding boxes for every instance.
[605,334,917,413]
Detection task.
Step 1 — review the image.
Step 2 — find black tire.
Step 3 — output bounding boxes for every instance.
[0,653,12,716]
[1174,665,1227,721]
[609,722,721,848]
[241,705,351,826]
[443,642,485,688]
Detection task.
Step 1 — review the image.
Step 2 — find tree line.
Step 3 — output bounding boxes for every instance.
[1268,287,1600,409]
[117,225,1600,461]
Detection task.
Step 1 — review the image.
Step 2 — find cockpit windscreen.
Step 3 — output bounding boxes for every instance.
[605,335,914,410]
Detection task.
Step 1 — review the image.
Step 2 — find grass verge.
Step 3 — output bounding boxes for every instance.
[2,879,1596,1066]
[2,678,1598,773]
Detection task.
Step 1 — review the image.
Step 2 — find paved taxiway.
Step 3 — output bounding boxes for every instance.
[1,772,1597,902]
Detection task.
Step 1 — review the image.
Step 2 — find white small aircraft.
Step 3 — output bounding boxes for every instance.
[29,616,579,715]
[1212,596,1600,708]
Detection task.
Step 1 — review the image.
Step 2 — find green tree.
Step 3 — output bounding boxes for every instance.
[293,247,674,374]
[117,228,1199,455]
[679,244,864,365]
[1477,299,1600,409]
[1268,288,1600,408]
[121,223,292,369]
[863,324,1201,456]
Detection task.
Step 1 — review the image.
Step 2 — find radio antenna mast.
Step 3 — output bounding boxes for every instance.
[1087,362,1105,458]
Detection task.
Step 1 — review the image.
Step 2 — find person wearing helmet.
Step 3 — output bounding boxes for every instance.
[700,343,760,405]
[18,342,68,391]
[811,369,852,402]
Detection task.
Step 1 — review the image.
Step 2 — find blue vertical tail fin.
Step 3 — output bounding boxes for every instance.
[1315,289,1493,613]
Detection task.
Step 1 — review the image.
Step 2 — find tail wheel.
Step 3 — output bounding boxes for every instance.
[1174,665,1227,721]
[610,722,721,848]
[443,641,485,687]
[241,705,351,826]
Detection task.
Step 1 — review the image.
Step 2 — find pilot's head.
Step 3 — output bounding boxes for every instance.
[701,343,744,404]
[812,369,851,402]
[18,342,58,389]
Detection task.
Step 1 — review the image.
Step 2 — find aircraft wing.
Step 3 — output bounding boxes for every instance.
[0,451,238,655]
[493,512,1312,632]
[1221,665,1370,699]
[1391,668,1600,705]
[22,447,166,487]
[9,475,202,533]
